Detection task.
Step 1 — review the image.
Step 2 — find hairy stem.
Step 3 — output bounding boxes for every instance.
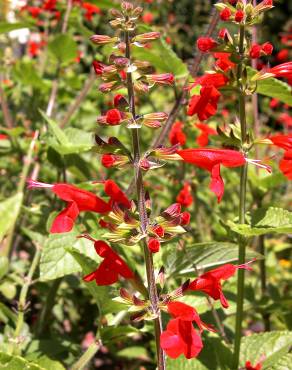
[125,29,165,370]
[233,24,248,369]
[71,338,102,370]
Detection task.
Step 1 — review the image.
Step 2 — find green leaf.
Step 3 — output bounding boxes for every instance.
[41,111,93,155]
[269,353,292,370]
[0,257,8,280]
[239,331,292,369]
[164,242,261,277]
[39,232,99,281]
[133,26,188,78]
[0,22,31,34]
[48,34,78,63]
[248,67,292,105]
[88,0,119,9]
[24,355,65,370]
[0,352,43,370]
[228,207,292,236]
[117,346,149,360]
[0,192,23,241]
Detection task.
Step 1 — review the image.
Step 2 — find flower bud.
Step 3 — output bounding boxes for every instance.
[234,9,244,22]
[101,154,129,168]
[146,73,174,85]
[180,212,191,226]
[197,37,218,52]
[92,60,104,75]
[148,238,160,253]
[106,109,122,125]
[121,1,133,12]
[110,8,123,18]
[220,8,232,21]
[132,6,143,17]
[90,34,118,45]
[249,44,261,59]
[261,42,273,55]
[114,94,128,109]
[132,32,160,43]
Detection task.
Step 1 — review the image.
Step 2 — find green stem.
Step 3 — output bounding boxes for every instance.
[233,24,249,369]
[9,244,42,355]
[71,339,101,370]
[125,29,165,370]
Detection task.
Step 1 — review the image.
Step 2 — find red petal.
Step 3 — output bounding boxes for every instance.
[50,202,79,233]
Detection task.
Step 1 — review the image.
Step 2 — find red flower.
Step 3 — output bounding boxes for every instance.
[180,211,191,225]
[261,42,273,55]
[160,318,203,359]
[43,0,57,10]
[104,179,131,209]
[234,10,244,22]
[167,301,214,333]
[92,60,104,75]
[169,121,186,146]
[82,2,101,21]
[279,150,292,179]
[27,180,111,233]
[245,360,263,370]
[177,148,246,202]
[269,134,292,151]
[250,44,262,59]
[220,8,232,21]
[81,237,134,285]
[195,123,217,147]
[142,12,154,24]
[148,238,160,253]
[197,37,217,52]
[214,53,235,71]
[268,62,292,79]
[176,183,193,208]
[188,86,221,122]
[269,98,279,109]
[276,49,289,63]
[0,134,8,140]
[191,72,229,88]
[188,262,253,308]
[106,109,122,125]
[277,113,292,127]
[146,73,174,85]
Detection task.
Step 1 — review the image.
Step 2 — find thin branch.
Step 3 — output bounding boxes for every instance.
[0,74,13,128]
[60,69,96,128]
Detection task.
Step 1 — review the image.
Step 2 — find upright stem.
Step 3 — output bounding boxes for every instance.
[125,30,165,370]
[9,244,42,355]
[233,24,249,370]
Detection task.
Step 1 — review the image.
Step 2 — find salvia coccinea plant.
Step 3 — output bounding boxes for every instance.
[21,0,292,369]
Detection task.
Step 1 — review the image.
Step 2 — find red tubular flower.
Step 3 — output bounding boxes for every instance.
[276,49,289,63]
[160,318,203,359]
[27,180,111,233]
[214,53,235,71]
[146,73,174,85]
[180,212,191,225]
[269,134,292,150]
[220,8,232,21]
[279,150,292,179]
[188,262,254,308]
[277,113,292,128]
[104,179,131,209]
[188,86,221,121]
[245,360,263,370]
[268,62,292,79]
[197,37,218,52]
[234,10,244,22]
[169,121,186,146]
[195,123,217,147]
[177,148,246,202]
[192,72,229,88]
[42,0,57,10]
[106,109,122,125]
[176,183,193,208]
[167,301,214,333]
[81,237,134,285]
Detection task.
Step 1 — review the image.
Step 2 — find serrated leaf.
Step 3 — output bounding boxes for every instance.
[228,207,292,236]
[164,242,261,277]
[0,192,23,241]
[48,34,78,63]
[39,232,99,281]
[269,353,292,370]
[239,331,292,369]
[0,352,43,370]
[133,26,188,78]
[247,67,292,105]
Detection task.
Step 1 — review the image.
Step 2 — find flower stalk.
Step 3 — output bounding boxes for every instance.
[124,27,165,370]
[233,24,249,369]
